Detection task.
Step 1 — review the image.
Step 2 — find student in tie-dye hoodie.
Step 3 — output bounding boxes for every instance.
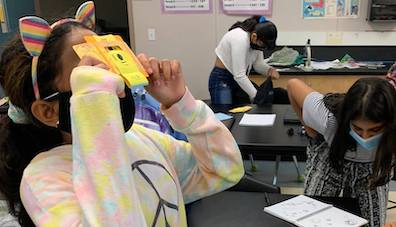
[0,18,244,227]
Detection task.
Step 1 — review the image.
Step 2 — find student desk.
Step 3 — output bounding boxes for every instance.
[228,104,309,159]
[186,191,361,227]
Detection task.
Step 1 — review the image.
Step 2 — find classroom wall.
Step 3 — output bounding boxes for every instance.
[0,0,36,97]
[35,0,128,27]
[130,0,396,100]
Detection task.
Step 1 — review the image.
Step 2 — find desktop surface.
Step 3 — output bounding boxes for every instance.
[230,105,309,158]
[186,191,361,227]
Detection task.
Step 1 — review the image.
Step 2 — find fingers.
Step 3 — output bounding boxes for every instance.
[160,60,172,81]
[171,60,181,80]
[270,68,280,79]
[137,53,153,74]
[138,53,182,86]
[149,57,161,86]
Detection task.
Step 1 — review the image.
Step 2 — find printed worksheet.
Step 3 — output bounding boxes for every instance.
[264,195,368,227]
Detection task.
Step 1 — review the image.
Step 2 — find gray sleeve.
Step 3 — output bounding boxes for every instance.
[303,92,337,143]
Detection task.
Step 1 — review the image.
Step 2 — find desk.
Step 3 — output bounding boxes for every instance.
[230,105,308,159]
[186,191,361,227]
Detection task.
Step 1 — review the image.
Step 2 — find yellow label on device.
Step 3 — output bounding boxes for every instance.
[73,34,148,87]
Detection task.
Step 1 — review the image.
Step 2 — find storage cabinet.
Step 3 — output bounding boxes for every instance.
[367,0,396,22]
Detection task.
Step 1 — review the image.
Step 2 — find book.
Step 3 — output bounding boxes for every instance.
[263,195,368,227]
[239,114,276,126]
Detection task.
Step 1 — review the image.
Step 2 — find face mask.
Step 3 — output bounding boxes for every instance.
[58,85,135,133]
[250,43,267,51]
[349,128,383,151]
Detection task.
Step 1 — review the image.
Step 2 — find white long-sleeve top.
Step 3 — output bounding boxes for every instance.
[215,27,272,101]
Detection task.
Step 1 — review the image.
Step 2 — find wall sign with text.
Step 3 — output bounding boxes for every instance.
[161,0,212,14]
[221,0,273,15]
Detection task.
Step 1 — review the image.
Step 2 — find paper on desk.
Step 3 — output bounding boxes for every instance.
[239,114,276,126]
[310,61,333,70]
[263,195,368,227]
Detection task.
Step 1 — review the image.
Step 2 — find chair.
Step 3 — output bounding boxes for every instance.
[227,174,281,193]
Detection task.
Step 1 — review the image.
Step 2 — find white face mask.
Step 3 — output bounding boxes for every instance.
[349,127,383,151]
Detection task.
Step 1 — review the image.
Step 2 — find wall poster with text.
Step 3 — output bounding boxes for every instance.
[162,0,212,14]
[221,0,273,15]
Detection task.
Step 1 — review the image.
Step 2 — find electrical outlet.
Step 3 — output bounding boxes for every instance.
[148,28,155,41]
[326,32,343,45]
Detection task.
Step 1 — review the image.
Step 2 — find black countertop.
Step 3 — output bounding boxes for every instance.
[261,45,396,76]
[275,64,390,76]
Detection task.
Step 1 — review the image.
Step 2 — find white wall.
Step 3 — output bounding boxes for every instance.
[130,0,396,99]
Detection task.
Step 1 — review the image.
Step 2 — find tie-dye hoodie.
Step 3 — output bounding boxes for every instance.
[20,66,244,226]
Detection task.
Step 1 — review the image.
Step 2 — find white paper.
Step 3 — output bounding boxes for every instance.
[311,61,333,70]
[264,195,368,227]
[296,206,368,227]
[239,114,276,126]
[264,195,331,223]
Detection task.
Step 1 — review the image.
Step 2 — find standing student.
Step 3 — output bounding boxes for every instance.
[0,2,244,226]
[208,15,287,105]
[287,78,396,227]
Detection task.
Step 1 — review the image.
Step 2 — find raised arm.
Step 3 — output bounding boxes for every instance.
[287,78,318,138]
[137,54,244,203]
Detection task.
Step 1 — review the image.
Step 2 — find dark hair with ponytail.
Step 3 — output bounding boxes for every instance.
[0,21,89,225]
[229,15,277,49]
[324,78,396,188]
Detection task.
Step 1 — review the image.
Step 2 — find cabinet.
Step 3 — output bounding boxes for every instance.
[367,0,396,21]
[250,75,374,94]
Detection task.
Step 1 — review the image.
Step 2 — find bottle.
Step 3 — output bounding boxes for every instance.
[304,39,313,71]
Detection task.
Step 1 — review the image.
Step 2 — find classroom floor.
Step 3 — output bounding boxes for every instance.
[244,160,396,223]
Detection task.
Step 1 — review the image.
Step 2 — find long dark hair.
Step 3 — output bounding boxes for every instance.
[0,21,88,226]
[229,15,277,45]
[325,78,396,187]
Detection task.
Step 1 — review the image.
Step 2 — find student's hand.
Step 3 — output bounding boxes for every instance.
[137,53,186,109]
[71,56,125,97]
[383,222,396,227]
[304,126,318,139]
[268,67,280,80]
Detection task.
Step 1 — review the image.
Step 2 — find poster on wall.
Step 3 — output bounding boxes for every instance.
[303,0,359,19]
[161,0,212,14]
[221,0,273,15]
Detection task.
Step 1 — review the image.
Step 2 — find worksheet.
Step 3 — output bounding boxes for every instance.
[264,195,368,227]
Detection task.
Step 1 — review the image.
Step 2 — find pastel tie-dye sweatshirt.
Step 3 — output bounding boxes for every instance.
[20,66,244,226]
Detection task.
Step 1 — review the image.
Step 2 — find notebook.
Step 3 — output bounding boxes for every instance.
[264,195,368,227]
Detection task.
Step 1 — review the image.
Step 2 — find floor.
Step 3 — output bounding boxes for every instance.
[244,159,396,223]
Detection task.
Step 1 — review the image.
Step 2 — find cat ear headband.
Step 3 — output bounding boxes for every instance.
[18,1,95,100]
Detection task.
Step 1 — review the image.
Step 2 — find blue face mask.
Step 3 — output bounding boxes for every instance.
[349,128,383,151]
